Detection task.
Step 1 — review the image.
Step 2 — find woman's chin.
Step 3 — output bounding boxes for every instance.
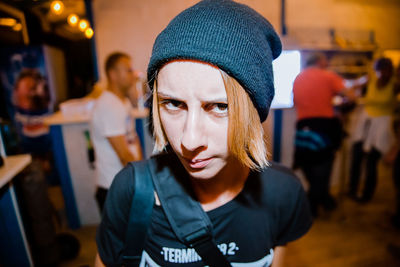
[180,162,221,180]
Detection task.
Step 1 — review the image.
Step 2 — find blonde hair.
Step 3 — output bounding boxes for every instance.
[152,69,268,170]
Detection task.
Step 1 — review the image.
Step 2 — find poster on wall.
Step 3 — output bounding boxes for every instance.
[0,46,53,156]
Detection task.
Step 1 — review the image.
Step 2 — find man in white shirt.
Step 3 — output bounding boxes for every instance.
[90,52,143,212]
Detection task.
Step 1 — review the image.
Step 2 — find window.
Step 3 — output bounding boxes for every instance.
[271,50,301,109]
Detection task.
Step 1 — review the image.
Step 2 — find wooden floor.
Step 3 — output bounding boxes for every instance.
[58,163,400,267]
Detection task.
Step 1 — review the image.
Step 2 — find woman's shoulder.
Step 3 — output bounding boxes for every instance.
[253,163,312,228]
[261,162,302,188]
[108,163,138,200]
[253,162,305,204]
[111,153,179,191]
[256,164,313,245]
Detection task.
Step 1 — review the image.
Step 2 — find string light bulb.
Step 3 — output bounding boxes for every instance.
[67,14,78,26]
[50,1,64,15]
[85,28,94,39]
[13,23,22,31]
[79,19,89,32]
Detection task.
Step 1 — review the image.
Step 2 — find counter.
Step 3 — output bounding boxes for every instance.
[0,154,32,188]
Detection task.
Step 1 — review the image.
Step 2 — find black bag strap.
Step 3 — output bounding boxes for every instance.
[122,160,155,266]
[148,156,231,267]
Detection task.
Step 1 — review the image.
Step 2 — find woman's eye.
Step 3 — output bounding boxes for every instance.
[161,99,182,110]
[209,103,228,114]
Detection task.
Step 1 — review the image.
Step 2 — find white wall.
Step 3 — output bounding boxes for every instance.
[93,0,195,81]
[93,0,400,80]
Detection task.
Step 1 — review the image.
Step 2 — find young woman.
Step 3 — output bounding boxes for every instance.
[96,1,312,266]
[349,57,397,202]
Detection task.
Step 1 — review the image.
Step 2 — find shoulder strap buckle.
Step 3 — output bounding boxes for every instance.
[184,228,212,248]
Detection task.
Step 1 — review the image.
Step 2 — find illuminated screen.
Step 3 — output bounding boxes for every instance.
[271,50,301,109]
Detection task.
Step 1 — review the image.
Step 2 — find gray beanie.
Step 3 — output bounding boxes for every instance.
[147,0,282,122]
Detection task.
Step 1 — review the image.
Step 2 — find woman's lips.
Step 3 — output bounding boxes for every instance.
[184,157,213,169]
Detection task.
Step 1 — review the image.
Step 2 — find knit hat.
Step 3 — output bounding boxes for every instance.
[147,0,282,122]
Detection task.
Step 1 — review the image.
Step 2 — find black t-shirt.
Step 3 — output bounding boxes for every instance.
[97,156,312,266]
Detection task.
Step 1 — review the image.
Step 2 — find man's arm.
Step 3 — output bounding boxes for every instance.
[336,75,368,102]
[107,135,143,166]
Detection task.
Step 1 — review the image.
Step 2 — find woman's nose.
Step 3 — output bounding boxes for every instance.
[181,109,207,152]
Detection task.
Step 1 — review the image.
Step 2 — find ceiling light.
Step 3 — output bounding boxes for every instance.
[68,14,79,26]
[13,23,22,31]
[51,1,64,15]
[85,28,94,39]
[79,19,89,32]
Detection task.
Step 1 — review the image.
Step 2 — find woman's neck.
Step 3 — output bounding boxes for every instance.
[190,159,250,212]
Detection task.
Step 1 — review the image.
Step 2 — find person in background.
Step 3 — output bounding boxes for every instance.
[13,69,59,187]
[292,52,354,217]
[90,52,143,212]
[13,69,52,157]
[96,1,312,266]
[349,57,397,203]
[12,70,80,265]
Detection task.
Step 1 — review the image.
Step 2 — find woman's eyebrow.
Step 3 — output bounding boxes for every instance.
[157,92,177,99]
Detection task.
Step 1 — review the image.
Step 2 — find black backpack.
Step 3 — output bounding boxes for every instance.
[122,156,231,267]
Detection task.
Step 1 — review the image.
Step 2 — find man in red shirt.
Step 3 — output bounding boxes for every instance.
[293,54,344,121]
[293,52,350,217]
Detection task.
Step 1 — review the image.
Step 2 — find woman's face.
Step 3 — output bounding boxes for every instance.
[157,60,231,180]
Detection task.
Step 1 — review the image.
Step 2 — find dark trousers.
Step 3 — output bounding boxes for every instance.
[349,141,381,201]
[301,155,335,215]
[95,187,108,214]
[17,158,60,265]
